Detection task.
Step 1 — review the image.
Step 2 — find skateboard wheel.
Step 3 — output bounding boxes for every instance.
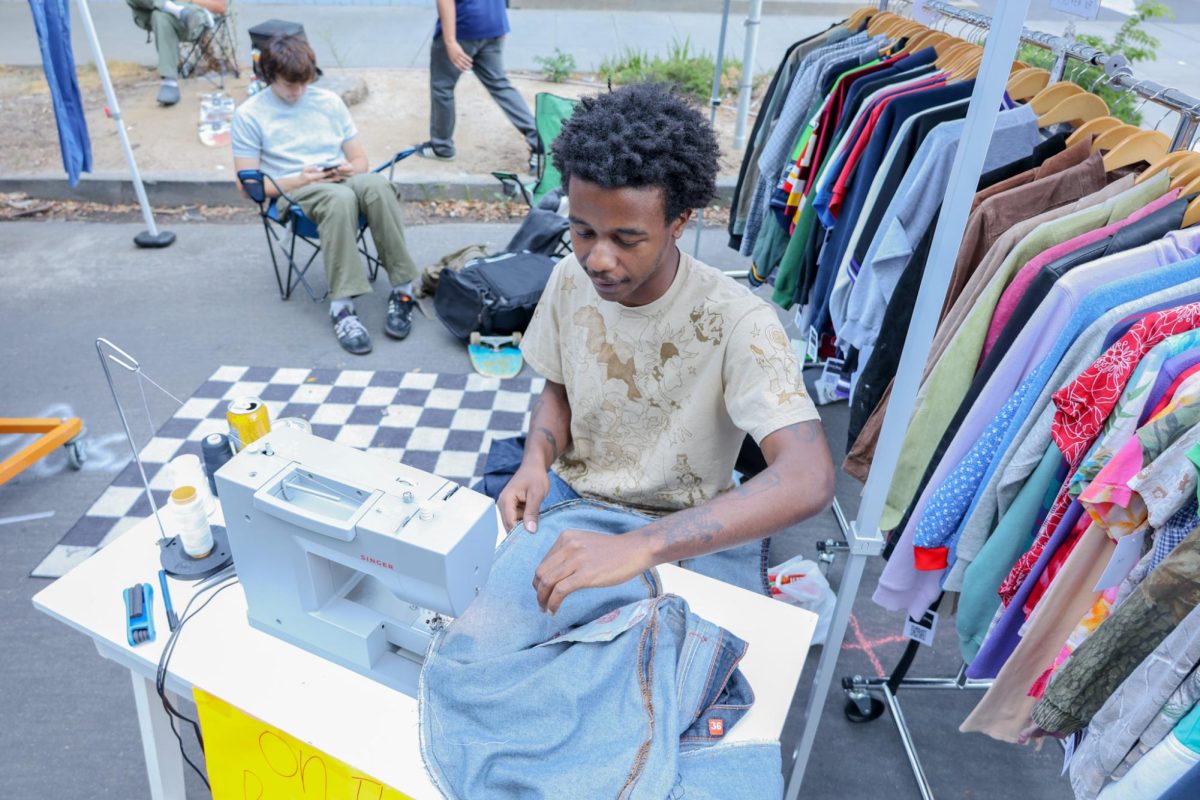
[512,331,522,345]
[469,332,482,346]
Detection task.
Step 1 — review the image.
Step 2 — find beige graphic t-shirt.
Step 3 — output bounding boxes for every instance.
[522,250,820,514]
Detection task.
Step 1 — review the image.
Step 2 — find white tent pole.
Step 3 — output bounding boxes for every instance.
[782,0,1033,796]
[733,0,763,151]
[72,0,174,248]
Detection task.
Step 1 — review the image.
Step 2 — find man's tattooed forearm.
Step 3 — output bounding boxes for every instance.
[732,470,781,499]
[657,508,722,551]
[537,427,559,460]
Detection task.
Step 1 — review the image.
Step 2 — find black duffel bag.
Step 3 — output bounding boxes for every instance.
[433,251,558,340]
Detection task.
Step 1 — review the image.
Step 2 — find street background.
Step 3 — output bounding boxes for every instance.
[2,1,1198,798]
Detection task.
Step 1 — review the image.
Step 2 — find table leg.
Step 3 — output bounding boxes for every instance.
[129,671,187,799]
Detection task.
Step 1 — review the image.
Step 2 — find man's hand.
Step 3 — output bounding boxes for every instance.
[301,165,339,186]
[499,464,550,533]
[445,39,474,72]
[333,161,356,178]
[1016,722,1063,746]
[533,529,654,614]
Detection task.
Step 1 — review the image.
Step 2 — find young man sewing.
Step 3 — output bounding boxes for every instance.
[497,83,836,614]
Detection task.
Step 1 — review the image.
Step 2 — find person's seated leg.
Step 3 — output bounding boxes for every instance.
[150,1,211,105]
[294,182,374,354]
[345,173,421,340]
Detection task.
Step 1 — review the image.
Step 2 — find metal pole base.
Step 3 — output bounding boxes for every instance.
[135,230,176,249]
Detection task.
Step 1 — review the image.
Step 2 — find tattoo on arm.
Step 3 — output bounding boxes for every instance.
[536,427,559,461]
[788,420,822,443]
[656,507,723,552]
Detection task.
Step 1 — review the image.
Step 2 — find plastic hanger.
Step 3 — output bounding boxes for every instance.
[1137,150,1200,185]
[1029,82,1084,116]
[1007,68,1050,102]
[1066,115,1122,148]
[1036,92,1109,128]
[1092,124,1144,153]
[1102,129,1170,172]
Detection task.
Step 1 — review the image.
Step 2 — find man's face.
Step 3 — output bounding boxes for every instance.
[566,178,691,307]
[270,78,308,105]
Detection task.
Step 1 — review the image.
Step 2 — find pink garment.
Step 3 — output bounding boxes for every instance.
[1078,435,1143,512]
[980,189,1181,361]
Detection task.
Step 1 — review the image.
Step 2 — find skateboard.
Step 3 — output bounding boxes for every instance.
[468,331,524,378]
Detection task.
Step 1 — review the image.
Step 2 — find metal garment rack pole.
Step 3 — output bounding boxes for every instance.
[782,0,1032,798]
[695,0,749,279]
[72,0,174,248]
[922,0,1200,150]
[733,0,764,151]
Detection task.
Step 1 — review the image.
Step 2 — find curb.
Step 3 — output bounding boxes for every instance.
[1,173,739,207]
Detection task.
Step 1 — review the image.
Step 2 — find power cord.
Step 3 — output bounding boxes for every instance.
[154,567,238,790]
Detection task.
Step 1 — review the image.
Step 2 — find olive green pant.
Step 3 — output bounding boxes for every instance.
[281,173,419,300]
[126,0,205,80]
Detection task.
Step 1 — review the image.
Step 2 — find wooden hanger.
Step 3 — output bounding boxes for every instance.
[1171,163,1200,192]
[1092,124,1144,153]
[1029,82,1083,116]
[1037,92,1109,128]
[846,5,875,31]
[1137,150,1200,185]
[1067,115,1122,148]
[938,42,976,73]
[954,51,984,81]
[1103,129,1170,172]
[1007,68,1050,102]
[867,11,898,36]
[1181,186,1200,228]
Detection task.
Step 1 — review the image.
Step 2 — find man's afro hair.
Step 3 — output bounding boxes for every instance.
[550,83,719,222]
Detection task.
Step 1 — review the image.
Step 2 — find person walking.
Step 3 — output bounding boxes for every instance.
[417,0,540,170]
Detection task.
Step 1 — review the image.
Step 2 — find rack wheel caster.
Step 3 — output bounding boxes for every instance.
[65,432,88,470]
[844,696,885,723]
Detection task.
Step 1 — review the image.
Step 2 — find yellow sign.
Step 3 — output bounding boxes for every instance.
[194,688,414,800]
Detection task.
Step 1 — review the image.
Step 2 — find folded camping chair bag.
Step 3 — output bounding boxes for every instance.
[434,251,557,340]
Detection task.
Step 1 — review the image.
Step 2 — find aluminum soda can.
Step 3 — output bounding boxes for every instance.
[226,397,270,450]
[201,432,234,496]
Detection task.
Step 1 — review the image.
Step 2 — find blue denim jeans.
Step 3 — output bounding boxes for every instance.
[476,435,771,596]
[419,501,782,799]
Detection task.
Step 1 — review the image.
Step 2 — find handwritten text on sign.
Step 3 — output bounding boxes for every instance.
[1050,0,1101,20]
[194,688,413,800]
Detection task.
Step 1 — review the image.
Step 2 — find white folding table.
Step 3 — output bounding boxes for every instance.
[34,509,816,799]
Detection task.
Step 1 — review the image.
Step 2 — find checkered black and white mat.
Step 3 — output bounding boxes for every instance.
[35,366,542,578]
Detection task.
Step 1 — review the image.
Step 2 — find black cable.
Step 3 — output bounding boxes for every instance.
[153,571,238,790]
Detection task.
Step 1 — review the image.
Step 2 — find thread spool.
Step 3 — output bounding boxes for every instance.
[169,454,215,515]
[170,486,214,559]
[201,433,233,496]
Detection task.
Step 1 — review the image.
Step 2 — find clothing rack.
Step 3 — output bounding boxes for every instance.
[782,2,1200,799]
[920,0,1200,150]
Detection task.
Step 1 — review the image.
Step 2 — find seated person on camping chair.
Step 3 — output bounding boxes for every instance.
[231,34,420,356]
[125,0,226,106]
[494,83,836,612]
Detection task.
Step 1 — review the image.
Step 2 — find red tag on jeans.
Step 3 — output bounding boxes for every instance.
[708,718,724,737]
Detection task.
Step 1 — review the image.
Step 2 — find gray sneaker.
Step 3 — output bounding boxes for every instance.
[332,307,372,355]
[156,82,180,106]
[415,141,456,161]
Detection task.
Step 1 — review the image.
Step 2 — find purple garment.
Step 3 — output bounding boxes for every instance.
[1145,350,1200,425]
[966,500,1085,679]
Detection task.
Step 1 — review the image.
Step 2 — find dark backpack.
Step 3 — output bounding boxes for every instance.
[433,251,557,340]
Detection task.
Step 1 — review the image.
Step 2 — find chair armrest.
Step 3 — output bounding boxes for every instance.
[238,169,303,211]
[375,146,418,181]
[491,170,533,207]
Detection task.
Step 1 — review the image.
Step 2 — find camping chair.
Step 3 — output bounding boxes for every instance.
[179,2,240,89]
[493,92,579,209]
[237,147,417,302]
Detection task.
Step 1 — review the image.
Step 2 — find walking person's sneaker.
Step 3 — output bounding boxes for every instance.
[332,307,373,355]
[157,81,181,106]
[385,289,417,340]
[415,141,456,161]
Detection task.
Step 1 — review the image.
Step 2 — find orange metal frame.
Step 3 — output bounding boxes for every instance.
[0,417,83,485]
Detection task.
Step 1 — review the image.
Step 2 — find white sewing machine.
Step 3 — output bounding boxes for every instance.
[216,428,497,695]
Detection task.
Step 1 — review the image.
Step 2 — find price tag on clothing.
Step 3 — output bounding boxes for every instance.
[1093,528,1146,592]
[805,326,820,365]
[902,610,939,647]
[1050,0,1101,20]
[1061,730,1083,775]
